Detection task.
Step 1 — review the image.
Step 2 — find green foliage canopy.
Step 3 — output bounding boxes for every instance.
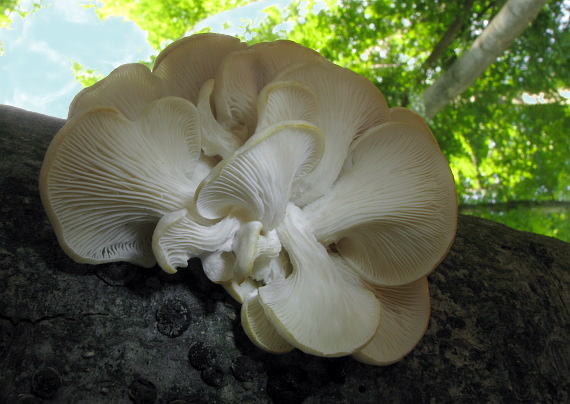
[96,0,256,50]
[1,0,21,28]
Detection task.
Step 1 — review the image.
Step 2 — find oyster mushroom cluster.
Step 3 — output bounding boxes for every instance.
[40,33,457,365]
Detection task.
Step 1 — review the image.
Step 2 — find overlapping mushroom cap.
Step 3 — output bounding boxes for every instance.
[40,33,457,365]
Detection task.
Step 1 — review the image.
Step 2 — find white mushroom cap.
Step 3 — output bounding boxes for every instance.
[213,40,325,139]
[274,61,391,206]
[40,97,203,267]
[304,121,457,286]
[259,203,381,357]
[195,121,324,230]
[68,63,168,120]
[352,277,431,365]
[241,293,294,354]
[389,107,438,146]
[256,80,319,131]
[153,33,247,104]
[69,33,246,121]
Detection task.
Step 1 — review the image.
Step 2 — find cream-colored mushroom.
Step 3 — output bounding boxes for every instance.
[40,33,458,367]
[352,277,431,365]
[274,61,391,206]
[304,121,457,286]
[213,40,325,139]
[40,97,203,267]
[259,203,381,356]
[68,63,168,120]
[195,121,324,230]
[241,293,295,354]
[153,33,247,104]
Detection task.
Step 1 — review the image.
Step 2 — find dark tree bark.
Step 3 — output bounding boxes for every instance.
[1,105,569,403]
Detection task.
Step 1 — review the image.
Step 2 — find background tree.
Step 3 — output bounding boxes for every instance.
[422,0,550,118]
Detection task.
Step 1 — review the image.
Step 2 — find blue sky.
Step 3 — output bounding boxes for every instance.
[0,0,155,118]
[0,0,293,118]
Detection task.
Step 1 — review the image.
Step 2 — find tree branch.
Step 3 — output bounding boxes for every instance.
[421,0,548,118]
[423,0,476,70]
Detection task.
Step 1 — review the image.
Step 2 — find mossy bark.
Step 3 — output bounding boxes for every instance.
[1,105,569,403]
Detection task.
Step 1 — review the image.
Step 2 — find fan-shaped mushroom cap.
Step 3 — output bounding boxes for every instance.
[213,40,325,139]
[352,277,431,365]
[195,121,324,230]
[69,33,246,121]
[274,61,391,206]
[68,63,169,120]
[153,33,247,104]
[389,107,438,146]
[259,204,381,357]
[256,80,319,131]
[242,294,294,354]
[304,121,457,286]
[40,97,202,267]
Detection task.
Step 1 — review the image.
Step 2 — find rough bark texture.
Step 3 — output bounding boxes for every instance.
[422,0,548,118]
[1,105,569,403]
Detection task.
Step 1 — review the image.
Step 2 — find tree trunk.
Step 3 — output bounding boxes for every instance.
[1,105,569,403]
[421,0,548,118]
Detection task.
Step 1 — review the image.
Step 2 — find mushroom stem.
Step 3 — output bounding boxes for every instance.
[258,203,381,356]
[152,209,239,273]
[232,222,282,285]
[233,221,264,284]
